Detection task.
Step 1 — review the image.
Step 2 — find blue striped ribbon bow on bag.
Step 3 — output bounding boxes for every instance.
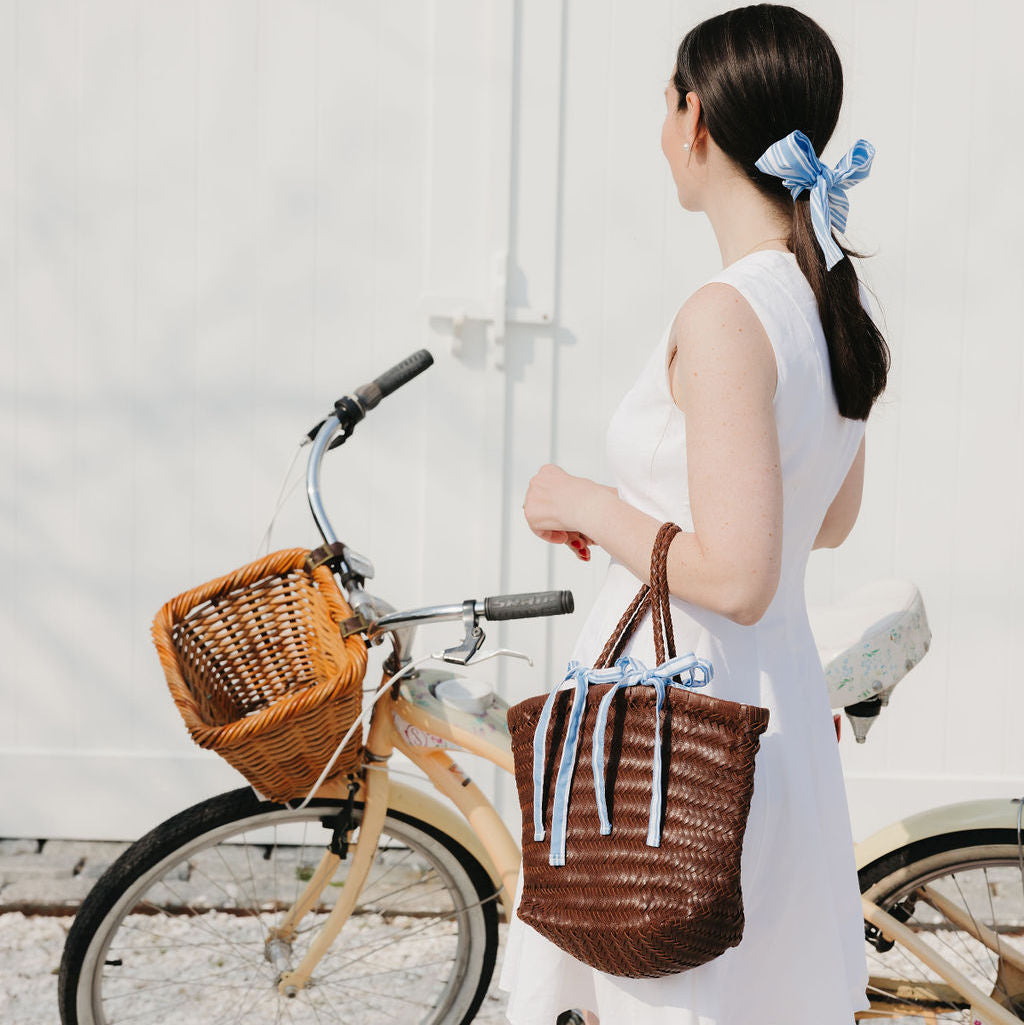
[755,128,875,271]
[531,651,714,866]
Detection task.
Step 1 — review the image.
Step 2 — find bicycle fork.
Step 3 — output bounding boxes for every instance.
[268,672,521,998]
[268,753,390,997]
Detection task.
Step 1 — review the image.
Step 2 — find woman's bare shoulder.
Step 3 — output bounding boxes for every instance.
[667,281,777,400]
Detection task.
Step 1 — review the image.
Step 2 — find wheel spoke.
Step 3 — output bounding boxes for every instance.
[946,872,1000,983]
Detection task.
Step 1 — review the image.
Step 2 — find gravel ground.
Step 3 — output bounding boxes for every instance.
[0,909,514,1023]
[3,836,970,1025]
[0,838,118,1024]
[0,837,514,1024]
[0,912,72,1023]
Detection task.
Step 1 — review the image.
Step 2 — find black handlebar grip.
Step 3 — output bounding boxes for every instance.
[355,349,434,411]
[483,590,575,621]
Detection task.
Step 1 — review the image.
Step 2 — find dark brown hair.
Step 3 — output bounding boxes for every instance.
[673,3,888,420]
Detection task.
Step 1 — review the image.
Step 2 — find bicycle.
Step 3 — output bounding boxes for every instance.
[58,351,1024,1025]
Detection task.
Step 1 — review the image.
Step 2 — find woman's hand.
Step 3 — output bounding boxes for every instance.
[523,464,612,561]
[531,528,593,561]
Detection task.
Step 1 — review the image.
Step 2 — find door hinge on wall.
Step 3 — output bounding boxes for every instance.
[419,250,551,369]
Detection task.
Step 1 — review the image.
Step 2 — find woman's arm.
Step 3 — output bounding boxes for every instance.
[525,283,783,626]
[812,436,865,549]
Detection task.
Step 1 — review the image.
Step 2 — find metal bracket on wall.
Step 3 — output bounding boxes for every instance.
[419,250,551,370]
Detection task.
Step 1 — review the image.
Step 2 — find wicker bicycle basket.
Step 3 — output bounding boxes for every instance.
[151,548,369,803]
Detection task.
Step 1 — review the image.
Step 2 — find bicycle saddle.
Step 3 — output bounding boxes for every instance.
[808,579,931,713]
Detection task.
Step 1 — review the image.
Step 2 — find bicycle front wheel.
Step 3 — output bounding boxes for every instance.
[58,787,500,1025]
[859,828,1024,1023]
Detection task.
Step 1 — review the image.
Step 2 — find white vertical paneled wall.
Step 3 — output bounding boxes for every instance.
[1,0,1021,843]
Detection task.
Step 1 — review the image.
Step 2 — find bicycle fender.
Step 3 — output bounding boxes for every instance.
[854,797,1023,870]
[386,779,509,910]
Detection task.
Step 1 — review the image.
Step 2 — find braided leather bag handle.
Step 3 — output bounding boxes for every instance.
[593,522,682,670]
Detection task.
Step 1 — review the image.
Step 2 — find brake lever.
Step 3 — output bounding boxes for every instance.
[437,598,541,667]
[303,419,326,445]
[441,600,485,665]
[461,647,534,667]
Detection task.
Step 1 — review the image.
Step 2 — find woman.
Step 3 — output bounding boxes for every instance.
[500,4,887,1024]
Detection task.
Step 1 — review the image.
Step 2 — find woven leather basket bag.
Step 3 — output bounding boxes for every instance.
[152,548,368,803]
[507,522,771,978]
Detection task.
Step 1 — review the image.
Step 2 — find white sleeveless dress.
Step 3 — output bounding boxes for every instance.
[498,249,872,1025]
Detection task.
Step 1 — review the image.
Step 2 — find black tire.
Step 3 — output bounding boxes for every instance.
[857,828,1024,1022]
[58,787,500,1025]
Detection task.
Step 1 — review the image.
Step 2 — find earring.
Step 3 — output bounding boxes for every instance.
[682,142,691,151]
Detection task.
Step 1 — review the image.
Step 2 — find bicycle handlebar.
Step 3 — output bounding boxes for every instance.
[305,349,576,646]
[308,349,435,545]
[373,590,574,633]
[484,590,574,620]
[353,349,434,411]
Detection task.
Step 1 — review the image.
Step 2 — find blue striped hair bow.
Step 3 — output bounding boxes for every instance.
[531,651,714,867]
[755,129,875,271]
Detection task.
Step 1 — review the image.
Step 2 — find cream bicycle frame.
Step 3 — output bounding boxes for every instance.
[275,665,519,996]
[271,665,1023,1024]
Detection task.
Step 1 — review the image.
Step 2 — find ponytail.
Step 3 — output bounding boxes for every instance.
[790,194,889,420]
